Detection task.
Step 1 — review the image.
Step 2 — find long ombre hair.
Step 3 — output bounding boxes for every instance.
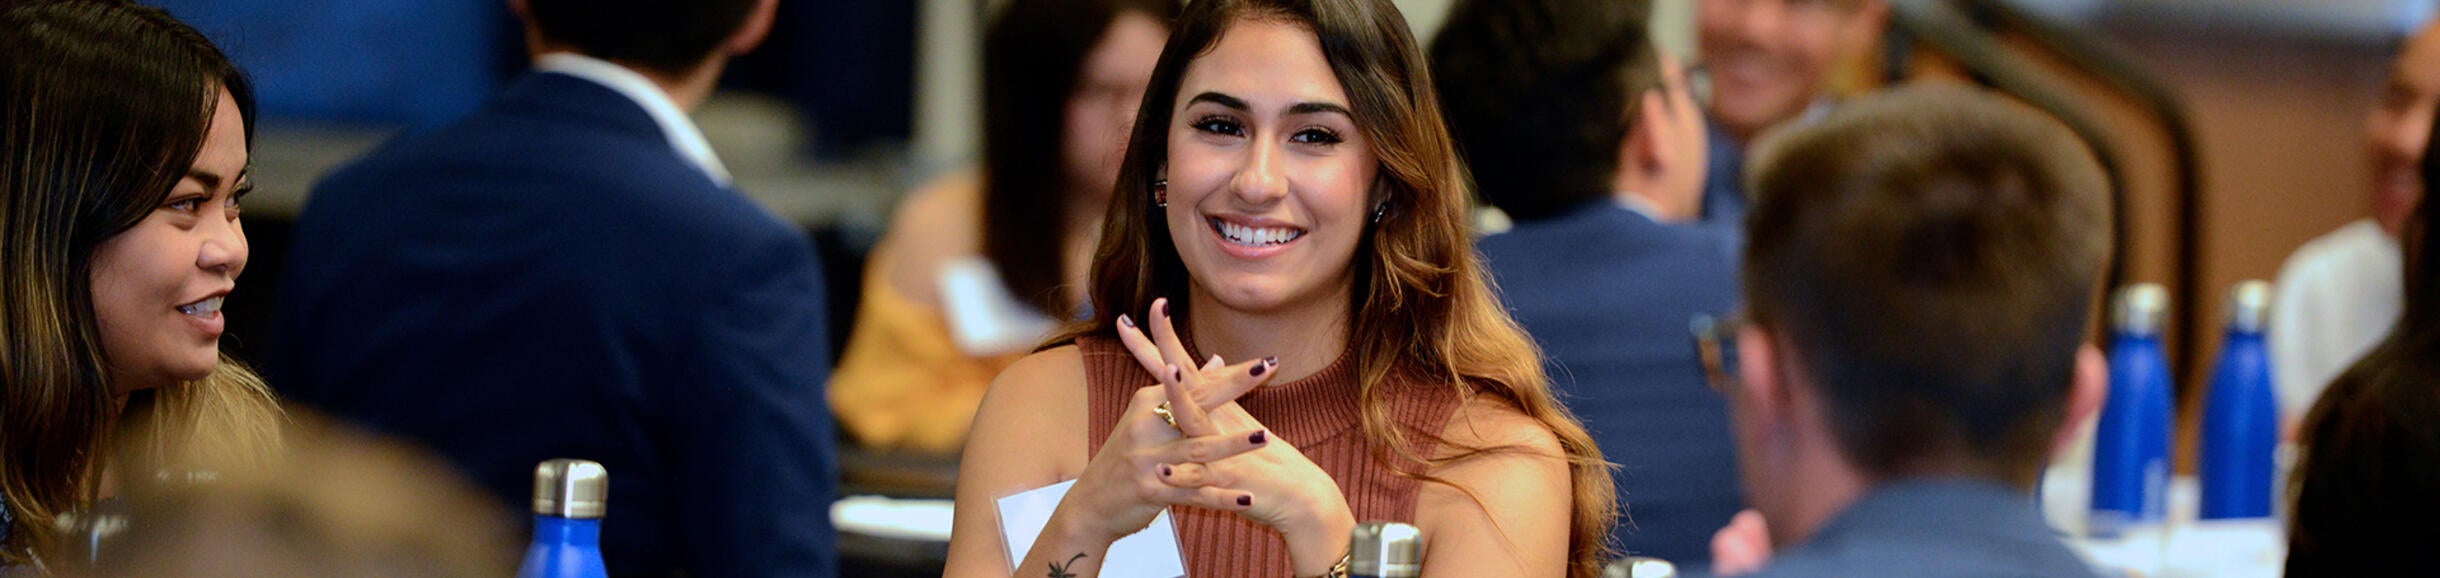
[1046,0,1617,574]
[1,1,284,566]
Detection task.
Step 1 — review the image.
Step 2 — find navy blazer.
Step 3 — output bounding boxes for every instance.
[274,72,838,578]
[1477,200,1743,567]
[1701,120,1751,224]
[1718,481,2097,578]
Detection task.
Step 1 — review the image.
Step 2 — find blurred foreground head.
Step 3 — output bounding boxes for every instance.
[92,416,517,578]
[2284,96,2440,575]
[1730,84,2112,542]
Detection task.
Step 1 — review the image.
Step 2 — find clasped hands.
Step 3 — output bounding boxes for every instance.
[1053,298,1355,572]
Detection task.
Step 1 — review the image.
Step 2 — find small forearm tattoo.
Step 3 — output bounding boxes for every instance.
[1048,553,1087,578]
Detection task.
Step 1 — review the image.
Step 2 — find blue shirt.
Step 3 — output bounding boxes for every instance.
[1702,120,1751,224]
[1728,480,2097,578]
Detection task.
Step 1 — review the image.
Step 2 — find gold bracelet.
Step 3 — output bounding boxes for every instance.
[1297,550,1351,578]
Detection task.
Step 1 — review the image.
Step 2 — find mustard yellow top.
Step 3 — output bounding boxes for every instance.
[828,265,1027,454]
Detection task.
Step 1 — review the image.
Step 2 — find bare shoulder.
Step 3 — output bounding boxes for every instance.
[1436,393,1566,459]
[1413,392,1573,577]
[964,345,1093,479]
[944,344,1091,577]
[875,169,986,305]
[983,344,1089,412]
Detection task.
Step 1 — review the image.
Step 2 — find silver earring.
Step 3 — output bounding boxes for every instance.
[1153,179,1168,207]
[1370,202,1389,223]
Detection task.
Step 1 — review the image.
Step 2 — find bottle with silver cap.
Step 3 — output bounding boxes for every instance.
[1349,522,1422,578]
[2200,280,2278,519]
[2090,284,2173,539]
[518,459,609,578]
[1602,556,1677,578]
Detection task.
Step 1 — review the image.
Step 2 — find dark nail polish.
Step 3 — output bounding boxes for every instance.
[1119,315,1134,329]
[1159,464,1172,477]
[1173,366,1184,381]
[1237,495,1253,507]
[1156,299,1168,317]
[1249,431,1266,444]
[1250,363,1267,377]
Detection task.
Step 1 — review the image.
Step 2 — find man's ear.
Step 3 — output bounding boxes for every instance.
[1736,325,1790,429]
[2052,344,2109,456]
[1630,89,1678,175]
[725,0,781,55]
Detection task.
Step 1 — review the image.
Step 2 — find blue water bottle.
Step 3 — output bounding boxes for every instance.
[2200,281,2278,519]
[518,459,610,578]
[2090,284,2173,538]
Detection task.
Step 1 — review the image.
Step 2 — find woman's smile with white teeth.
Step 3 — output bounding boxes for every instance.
[1209,217,1306,247]
[177,296,223,317]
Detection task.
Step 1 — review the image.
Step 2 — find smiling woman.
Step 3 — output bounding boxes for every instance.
[943,1,1614,577]
[0,1,283,569]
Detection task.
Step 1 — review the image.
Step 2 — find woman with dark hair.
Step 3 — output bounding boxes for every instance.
[0,0,284,568]
[2283,113,2440,574]
[830,0,1178,454]
[944,0,1615,576]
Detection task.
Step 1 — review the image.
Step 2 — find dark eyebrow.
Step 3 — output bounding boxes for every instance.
[184,168,224,191]
[1287,102,1353,117]
[1187,91,1248,111]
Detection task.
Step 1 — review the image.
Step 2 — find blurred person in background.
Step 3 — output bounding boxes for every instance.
[829,0,1178,456]
[943,0,1617,576]
[2270,21,2440,429]
[2282,115,2440,575]
[1434,0,1740,567]
[1,0,285,570]
[92,417,518,578]
[271,0,839,575]
[1694,0,1886,223]
[1703,87,2106,577]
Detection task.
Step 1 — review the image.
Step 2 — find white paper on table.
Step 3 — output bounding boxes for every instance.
[997,479,1186,578]
[939,257,1060,356]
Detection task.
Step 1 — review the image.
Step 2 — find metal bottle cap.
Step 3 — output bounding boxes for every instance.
[532,459,607,519]
[2111,283,2170,337]
[2224,280,2273,333]
[1603,557,1678,578]
[1349,522,1423,577]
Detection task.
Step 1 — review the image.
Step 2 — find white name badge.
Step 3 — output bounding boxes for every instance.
[997,479,1187,578]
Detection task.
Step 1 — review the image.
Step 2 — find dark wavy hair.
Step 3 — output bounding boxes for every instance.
[983,0,1180,315]
[1046,0,1616,575]
[1,0,282,566]
[2284,110,2440,575]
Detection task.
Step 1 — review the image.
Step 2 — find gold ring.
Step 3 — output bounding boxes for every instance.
[1153,402,1178,429]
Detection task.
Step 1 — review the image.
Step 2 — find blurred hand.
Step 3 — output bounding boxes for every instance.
[1709,509,1774,576]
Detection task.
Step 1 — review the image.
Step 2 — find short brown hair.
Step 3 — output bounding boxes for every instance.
[1742,85,2111,484]
[1430,0,1658,221]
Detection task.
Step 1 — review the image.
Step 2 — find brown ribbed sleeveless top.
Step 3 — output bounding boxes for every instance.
[1076,334,1464,577]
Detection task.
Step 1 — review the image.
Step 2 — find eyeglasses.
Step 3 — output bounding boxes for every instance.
[1689,311,1744,394]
